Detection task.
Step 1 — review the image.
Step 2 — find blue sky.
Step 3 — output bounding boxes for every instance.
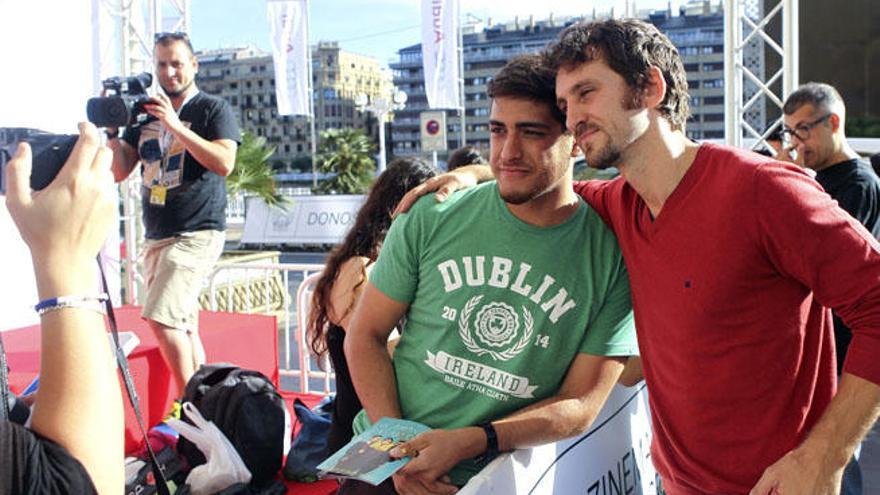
[191,0,673,66]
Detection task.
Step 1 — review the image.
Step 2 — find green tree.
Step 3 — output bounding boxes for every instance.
[846,116,880,138]
[314,128,376,194]
[228,131,286,208]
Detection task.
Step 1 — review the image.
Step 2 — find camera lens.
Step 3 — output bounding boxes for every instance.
[86,96,133,128]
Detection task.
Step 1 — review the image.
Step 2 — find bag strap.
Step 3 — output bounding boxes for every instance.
[98,255,171,495]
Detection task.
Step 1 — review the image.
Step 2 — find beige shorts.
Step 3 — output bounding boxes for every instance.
[141,230,225,333]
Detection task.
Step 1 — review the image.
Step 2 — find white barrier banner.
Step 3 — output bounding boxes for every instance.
[242,195,365,245]
[421,0,460,109]
[460,384,662,495]
[268,0,310,116]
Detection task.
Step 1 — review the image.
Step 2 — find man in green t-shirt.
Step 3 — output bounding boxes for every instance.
[343,54,637,495]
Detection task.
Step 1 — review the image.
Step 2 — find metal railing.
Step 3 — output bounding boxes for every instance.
[205,261,333,395]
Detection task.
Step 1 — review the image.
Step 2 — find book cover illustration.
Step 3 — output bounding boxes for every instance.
[317,417,430,485]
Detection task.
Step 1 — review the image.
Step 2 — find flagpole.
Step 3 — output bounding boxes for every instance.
[457,0,465,147]
[305,0,317,188]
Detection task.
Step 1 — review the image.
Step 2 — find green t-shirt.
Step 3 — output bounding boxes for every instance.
[358,181,637,485]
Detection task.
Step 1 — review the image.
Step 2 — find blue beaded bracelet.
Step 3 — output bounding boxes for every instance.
[34,293,109,316]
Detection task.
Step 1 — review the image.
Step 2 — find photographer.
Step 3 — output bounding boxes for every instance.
[107,32,240,396]
[2,123,123,494]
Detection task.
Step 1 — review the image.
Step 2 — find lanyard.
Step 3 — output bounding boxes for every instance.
[157,90,198,182]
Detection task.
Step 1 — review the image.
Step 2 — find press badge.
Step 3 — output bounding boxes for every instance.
[149,185,167,206]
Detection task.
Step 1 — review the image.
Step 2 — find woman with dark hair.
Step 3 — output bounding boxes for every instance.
[307,157,437,455]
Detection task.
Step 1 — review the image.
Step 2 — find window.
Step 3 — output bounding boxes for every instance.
[704,96,724,105]
[230,82,238,89]
[246,81,252,89]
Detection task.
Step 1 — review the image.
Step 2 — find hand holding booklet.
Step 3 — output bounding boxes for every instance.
[317,417,430,485]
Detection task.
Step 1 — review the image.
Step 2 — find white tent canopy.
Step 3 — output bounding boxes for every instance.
[0,0,116,330]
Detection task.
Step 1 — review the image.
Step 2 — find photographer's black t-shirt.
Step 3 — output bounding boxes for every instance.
[0,421,98,495]
[123,91,241,239]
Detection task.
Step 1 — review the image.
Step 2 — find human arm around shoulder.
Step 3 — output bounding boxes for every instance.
[5,123,123,494]
[393,163,493,216]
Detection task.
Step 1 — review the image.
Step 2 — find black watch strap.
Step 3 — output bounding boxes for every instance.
[475,422,500,465]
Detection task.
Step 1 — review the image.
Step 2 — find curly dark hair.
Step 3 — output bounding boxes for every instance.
[544,18,690,131]
[487,54,567,131]
[307,157,438,358]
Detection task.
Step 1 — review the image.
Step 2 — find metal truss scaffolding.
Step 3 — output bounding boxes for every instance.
[97,0,191,304]
[724,0,798,149]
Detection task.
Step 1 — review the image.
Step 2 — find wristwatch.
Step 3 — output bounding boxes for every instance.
[474,422,500,466]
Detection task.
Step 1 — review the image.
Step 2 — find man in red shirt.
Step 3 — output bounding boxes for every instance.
[401,18,880,495]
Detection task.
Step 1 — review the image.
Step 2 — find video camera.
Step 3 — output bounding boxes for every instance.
[87,72,155,128]
[1,72,155,194]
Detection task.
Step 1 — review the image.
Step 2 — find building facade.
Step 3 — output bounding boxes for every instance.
[196,43,391,171]
[390,1,755,160]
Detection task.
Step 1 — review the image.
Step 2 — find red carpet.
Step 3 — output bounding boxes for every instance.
[4,305,338,494]
[4,305,279,452]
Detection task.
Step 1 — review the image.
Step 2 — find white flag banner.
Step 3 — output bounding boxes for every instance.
[421,0,461,109]
[268,0,310,116]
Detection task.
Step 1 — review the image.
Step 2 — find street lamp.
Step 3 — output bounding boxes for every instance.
[355,89,407,173]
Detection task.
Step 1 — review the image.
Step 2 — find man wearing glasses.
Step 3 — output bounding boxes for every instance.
[784,82,880,495]
[108,32,241,396]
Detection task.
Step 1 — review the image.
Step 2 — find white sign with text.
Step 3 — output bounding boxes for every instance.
[460,384,662,495]
[242,195,365,245]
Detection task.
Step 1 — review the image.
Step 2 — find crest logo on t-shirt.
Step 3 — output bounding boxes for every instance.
[459,295,533,361]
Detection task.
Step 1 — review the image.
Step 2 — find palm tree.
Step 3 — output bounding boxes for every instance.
[314,128,376,194]
[228,131,286,208]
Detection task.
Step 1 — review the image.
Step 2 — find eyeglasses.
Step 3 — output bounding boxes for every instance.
[154,31,195,54]
[782,113,832,143]
[154,31,189,43]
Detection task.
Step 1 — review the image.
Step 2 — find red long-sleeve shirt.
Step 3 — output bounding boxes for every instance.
[575,143,880,494]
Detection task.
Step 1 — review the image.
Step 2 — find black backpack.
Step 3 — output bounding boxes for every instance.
[177,364,288,488]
